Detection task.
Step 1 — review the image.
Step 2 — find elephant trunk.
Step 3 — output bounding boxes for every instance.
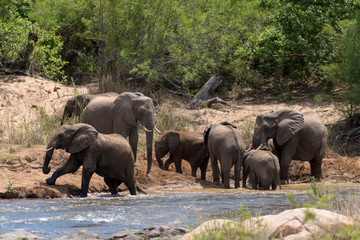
[43,146,54,174]
[251,132,264,150]
[146,130,153,174]
[60,110,68,125]
[155,146,164,169]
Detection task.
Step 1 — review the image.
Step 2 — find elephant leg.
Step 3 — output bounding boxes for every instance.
[261,179,270,190]
[279,148,293,184]
[164,154,174,171]
[251,174,258,190]
[210,154,220,184]
[124,178,136,195]
[271,180,277,190]
[310,158,322,181]
[199,158,209,180]
[234,160,241,189]
[80,168,94,197]
[104,178,121,195]
[173,155,183,174]
[222,167,231,189]
[189,160,197,178]
[129,127,138,161]
[242,168,249,188]
[46,155,81,185]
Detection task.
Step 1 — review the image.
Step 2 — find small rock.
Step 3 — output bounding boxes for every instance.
[54,230,101,240]
[108,229,144,240]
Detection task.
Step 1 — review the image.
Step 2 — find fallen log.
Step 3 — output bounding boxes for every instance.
[186,75,229,109]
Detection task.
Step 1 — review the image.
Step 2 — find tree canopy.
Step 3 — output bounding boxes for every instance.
[0,0,359,112]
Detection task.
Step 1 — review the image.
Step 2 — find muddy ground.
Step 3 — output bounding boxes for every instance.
[0,75,359,198]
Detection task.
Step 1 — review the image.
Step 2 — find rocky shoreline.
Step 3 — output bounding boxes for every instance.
[1,208,358,240]
[0,225,188,240]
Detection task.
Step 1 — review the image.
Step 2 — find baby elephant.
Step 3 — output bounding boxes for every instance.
[243,149,281,190]
[155,131,209,180]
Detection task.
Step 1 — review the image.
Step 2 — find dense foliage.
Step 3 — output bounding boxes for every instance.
[0,0,359,104]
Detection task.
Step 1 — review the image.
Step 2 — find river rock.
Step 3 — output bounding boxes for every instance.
[108,226,188,240]
[54,230,101,240]
[108,228,144,239]
[181,208,355,240]
[0,230,46,240]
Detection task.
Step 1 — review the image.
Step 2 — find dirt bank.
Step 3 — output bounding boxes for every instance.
[0,75,359,198]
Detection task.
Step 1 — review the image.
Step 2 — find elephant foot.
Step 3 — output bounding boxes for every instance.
[79,193,88,198]
[110,191,119,195]
[280,179,289,185]
[46,178,56,185]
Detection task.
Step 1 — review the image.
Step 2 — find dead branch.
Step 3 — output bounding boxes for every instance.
[186,75,229,109]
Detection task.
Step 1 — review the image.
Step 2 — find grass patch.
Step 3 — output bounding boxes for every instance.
[2,107,60,147]
[156,106,192,133]
[0,154,20,164]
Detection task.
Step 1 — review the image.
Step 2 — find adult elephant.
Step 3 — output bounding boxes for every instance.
[60,92,119,125]
[155,131,209,180]
[43,123,137,197]
[203,121,245,189]
[243,148,281,190]
[251,109,327,183]
[82,92,155,174]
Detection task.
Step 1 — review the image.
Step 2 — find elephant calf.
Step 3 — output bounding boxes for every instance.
[155,131,209,180]
[43,123,137,197]
[243,148,281,190]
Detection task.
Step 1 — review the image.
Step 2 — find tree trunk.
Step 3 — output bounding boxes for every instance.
[186,75,229,109]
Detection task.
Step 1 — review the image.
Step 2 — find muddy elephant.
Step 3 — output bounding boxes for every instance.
[82,92,155,174]
[251,109,327,183]
[155,131,209,180]
[243,148,281,190]
[60,92,119,125]
[203,121,245,189]
[43,123,137,197]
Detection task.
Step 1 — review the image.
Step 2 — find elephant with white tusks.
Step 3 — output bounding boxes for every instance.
[43,123,138,197]
[203,121,245,189]
[243,147,281,190]
[251,109,327,184]
[82,92,155,174]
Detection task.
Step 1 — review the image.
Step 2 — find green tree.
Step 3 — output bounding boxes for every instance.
[0,0,66,79]
[251,0,358,87]
[341,11,360,124]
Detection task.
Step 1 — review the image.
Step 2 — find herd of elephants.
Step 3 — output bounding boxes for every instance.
[42,91,327,197]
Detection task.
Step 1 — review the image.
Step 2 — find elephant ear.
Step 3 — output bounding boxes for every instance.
[68,124,98,154]
[275,109,304,146]
[203,124,212,148]
[113,93,137,125]
[166,131,180,153]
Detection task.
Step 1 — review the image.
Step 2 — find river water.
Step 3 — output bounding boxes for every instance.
[0,187,357,239]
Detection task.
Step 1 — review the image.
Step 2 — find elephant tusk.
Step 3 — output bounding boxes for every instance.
[154,125,161,134]
[138,122,152,133]
[255,143,264,150]
[45,147,54,152]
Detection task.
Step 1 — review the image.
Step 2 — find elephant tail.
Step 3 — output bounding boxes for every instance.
[136,184,147,194]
